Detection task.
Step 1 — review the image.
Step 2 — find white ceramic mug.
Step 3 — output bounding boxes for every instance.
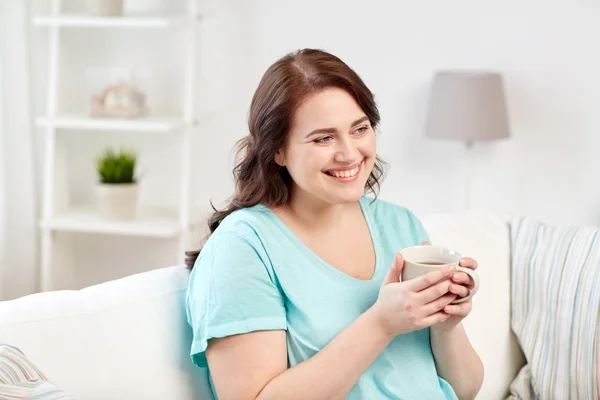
[399,245,480,304]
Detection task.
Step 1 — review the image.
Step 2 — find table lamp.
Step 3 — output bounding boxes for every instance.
[424,70,511,208]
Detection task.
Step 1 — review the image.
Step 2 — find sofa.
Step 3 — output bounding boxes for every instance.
[0,213,526,399]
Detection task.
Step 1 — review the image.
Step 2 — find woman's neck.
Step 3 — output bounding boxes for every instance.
[284,190,359,231]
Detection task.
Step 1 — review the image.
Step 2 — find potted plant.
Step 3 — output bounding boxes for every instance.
[96,147,138,220]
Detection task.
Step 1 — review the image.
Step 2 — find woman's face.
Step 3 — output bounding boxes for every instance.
[275,87,377,206]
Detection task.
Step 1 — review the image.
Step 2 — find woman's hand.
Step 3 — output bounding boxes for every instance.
[420,241,477,331]
[438,256,477,330]
[371,253,458,338]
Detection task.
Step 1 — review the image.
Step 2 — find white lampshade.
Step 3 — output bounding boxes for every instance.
[424,70,511,143]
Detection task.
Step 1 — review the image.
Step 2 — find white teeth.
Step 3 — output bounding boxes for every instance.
[330,166,359,178]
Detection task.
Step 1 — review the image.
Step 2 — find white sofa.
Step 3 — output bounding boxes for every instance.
[0,213,525,399]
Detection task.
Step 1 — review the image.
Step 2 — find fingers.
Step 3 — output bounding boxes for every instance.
[418,279,452,304]
[453,257,477,288]
[459,257,478,270]
[417,276,469,302]
[419,310,451,328]
[444,300,471,316]
[448,282,470,298]
[420,241,430,246]
[451,272,473,287]
[382,253,404,286]
[422,293,458,316]
[406,265,455,292]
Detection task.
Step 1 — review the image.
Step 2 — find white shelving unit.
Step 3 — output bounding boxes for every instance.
[33,0,200,291]
[33,14,187,29]
[36,115,187,133]
[40,206,181,238]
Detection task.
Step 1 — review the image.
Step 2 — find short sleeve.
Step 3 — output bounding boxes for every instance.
[185,231,287,368]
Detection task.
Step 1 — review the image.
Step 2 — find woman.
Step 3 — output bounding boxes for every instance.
[185,49,484,400]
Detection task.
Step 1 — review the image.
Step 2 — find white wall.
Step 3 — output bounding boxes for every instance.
[1,1,39,300]
[226,0,600,227]
[24,0,600,293]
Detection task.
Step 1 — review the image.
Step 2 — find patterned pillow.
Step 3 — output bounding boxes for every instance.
[507,217,600,399]
[0,344,72,400]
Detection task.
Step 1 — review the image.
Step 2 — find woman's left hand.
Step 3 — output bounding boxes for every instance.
[421,241,477,330]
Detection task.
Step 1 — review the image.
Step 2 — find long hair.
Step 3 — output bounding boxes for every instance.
[185,49,387,269]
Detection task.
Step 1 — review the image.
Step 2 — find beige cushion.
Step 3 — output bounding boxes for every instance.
[421,212,524,399]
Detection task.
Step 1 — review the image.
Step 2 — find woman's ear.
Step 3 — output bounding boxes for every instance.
[274,148,286,167]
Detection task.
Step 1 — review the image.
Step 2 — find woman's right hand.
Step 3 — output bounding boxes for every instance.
[371,253,458,338]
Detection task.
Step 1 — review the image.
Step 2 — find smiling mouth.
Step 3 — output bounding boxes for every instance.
[323,160,363,179]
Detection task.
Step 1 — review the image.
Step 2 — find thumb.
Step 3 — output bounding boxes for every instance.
[382,253,404,286]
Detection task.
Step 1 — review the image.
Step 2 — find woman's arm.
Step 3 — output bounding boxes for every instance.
[206,254,458,400]
[430,322,484,400]
[207,307,392,400]
[417,242,484,399]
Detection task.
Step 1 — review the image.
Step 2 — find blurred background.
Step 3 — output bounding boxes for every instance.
[1,0,599,301]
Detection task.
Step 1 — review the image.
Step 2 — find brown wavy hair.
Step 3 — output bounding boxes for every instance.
[185,48,388,269]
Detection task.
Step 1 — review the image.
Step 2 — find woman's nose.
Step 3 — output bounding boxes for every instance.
[334,137,359,162]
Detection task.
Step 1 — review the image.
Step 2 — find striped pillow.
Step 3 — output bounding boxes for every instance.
[0,344,71,399]
[507,217,600,399]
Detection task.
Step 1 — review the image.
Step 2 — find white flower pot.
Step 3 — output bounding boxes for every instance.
[96,183,138,220]
[86,0,124,17]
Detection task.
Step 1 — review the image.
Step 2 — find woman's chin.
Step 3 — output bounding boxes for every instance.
[328,185,367,203]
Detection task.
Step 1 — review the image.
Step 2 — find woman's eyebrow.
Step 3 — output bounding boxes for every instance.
[304,116,369,139]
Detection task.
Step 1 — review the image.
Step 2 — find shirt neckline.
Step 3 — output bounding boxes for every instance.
[256,196,383,286]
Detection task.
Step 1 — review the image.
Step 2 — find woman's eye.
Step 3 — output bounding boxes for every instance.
[353,126,368,135]
[314,136,333,144]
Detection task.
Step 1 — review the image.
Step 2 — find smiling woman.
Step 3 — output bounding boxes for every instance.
[273,87,378,206]
[182,49,387,243]
[185,49,483,400]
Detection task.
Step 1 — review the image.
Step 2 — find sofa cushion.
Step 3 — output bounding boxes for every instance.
[0,343,71,399]
[507,217,600,399]
[421,212,524,399]
[0,266,214,400]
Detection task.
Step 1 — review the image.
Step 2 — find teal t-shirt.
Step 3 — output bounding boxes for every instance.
[186,196,458,400]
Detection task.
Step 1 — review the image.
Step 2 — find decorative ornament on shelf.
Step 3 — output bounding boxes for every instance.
[90,82,149,119]
[95,147,139,220]
[85,0,124,17]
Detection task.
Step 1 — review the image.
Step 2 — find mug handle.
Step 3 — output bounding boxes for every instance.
[450,267,480,304]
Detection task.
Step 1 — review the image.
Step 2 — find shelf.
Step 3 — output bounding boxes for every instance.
[34,2,200,292]
[32,14,187,29]
[36,115,187,133]
[41,207,181,238]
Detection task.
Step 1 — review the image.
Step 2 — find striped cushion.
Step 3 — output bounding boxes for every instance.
[507,217,600,399]
[0,344,71,399]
